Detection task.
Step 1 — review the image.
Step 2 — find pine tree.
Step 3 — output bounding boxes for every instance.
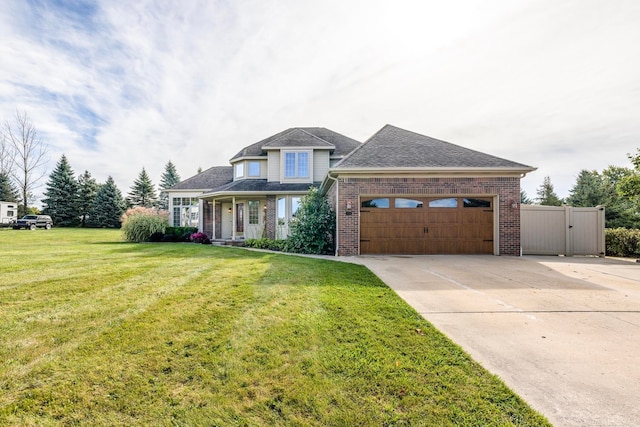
[158,161,181,210]
[77,170,98,227]
[42,155,79,226]
[0,171,19,202]
[566,170,604,207]
[127,168,158,208]
[89,176,126,228]
[536,176,564,206]
[520,189,532,205]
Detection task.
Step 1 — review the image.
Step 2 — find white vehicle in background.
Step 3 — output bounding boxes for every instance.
[0,201,18,225]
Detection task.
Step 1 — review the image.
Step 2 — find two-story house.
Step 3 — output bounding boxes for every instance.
[167,125,535,256]
[167,127,360,241]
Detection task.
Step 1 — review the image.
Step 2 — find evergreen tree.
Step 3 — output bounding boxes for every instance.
[89,176,126,228]
[566,170,604,207]
[158,161,181,210]
[127,168,158,208]
[77,170,98,227]
[520,189,532,205]
[536,176,564,206]
[42,155,79,226]
[0,171,19,202]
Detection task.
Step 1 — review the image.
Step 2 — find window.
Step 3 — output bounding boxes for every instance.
[173,207,181,226]
[7,210,13,217]
[284,152,310,179]
[248,201,260,225]
[463,198,491,208]
[429,198,458,208]
[291,197,301,216]
[395,198,423,208]
[248,161,260,177]
[172,197,199,227]
[361,198,389,208]
[235,163,244,178]
[277,197,286,225]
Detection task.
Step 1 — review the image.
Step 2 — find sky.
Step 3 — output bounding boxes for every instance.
[1,0,639,203]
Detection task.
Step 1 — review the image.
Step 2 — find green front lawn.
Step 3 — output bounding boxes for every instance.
[0,228,549,426]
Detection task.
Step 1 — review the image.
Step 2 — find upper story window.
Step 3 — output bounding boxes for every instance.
[284,151,309,179]
[235,163,244,178]
[248,161,260,177]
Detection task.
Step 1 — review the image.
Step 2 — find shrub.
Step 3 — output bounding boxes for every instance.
[149,231,165,242]
[121,207,169,243]
[166,226,198,239]
[244,238,286,251]
[284,187,335,254]
[605,228,640,257]
[161,234,178,242]
[190,232,211,244]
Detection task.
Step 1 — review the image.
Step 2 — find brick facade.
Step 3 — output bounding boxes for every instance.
[332,176,521,256]
[265,195,276,239]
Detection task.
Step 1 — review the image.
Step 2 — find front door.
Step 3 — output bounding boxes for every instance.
[221,203,232,239]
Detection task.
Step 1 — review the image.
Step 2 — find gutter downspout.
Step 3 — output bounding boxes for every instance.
[326,171,340,256]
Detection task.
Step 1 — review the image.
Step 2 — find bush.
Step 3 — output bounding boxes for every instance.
[284,187,335,254]
[190,232,211,244]
[149,231,165,242]
[164,227,198,242]
[605,228,640,257]
[244,238,286,251]
[121,207,169,243]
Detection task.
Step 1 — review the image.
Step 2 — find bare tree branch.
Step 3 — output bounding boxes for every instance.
[4,110,48,214]
[0,131,15,175]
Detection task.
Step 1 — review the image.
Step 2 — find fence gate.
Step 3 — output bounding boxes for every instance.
[520,205,605,256]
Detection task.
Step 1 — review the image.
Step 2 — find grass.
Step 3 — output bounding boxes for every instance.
[0,228,550,426]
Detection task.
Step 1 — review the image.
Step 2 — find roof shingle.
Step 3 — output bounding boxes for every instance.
[335,125,534,170]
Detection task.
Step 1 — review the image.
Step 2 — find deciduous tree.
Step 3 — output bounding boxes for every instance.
[3,111,48,216]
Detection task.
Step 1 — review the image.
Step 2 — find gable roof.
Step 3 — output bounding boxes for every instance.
[335,124,535,171]
[230,127,361,161]
[167,166,233,191]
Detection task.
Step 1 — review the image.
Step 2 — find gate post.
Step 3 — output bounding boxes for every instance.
[565,205,573,257]
[597,205,606,257]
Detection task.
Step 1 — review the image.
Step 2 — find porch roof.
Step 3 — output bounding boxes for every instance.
[200,179,319,198]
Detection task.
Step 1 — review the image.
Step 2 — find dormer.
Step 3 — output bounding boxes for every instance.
[229,127,361,184]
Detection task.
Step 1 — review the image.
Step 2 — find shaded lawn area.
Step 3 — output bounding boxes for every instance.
[0,228,550,426]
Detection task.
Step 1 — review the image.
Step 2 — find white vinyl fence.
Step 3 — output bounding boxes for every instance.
[520,205,605,256]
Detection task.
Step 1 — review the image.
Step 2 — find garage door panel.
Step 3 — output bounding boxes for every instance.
[360,196,493,255]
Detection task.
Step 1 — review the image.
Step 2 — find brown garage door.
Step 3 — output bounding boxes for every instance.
[360,196,494,255]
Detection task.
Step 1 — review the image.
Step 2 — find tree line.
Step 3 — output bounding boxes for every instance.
[1,110,183,227]
[523,156,640,228]
[39,155,181,228]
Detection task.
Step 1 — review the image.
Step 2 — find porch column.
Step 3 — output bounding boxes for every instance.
[212,200,216,240]
[231,196,236,240]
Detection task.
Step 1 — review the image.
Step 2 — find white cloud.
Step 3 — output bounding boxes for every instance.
[1,0,639,202]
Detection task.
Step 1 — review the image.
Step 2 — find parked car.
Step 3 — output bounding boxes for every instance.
[13,215,53,230]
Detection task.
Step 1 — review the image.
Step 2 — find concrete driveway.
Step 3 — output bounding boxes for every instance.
[353,255,640,427]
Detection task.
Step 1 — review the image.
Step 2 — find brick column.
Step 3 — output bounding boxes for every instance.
[265,195,276,239]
